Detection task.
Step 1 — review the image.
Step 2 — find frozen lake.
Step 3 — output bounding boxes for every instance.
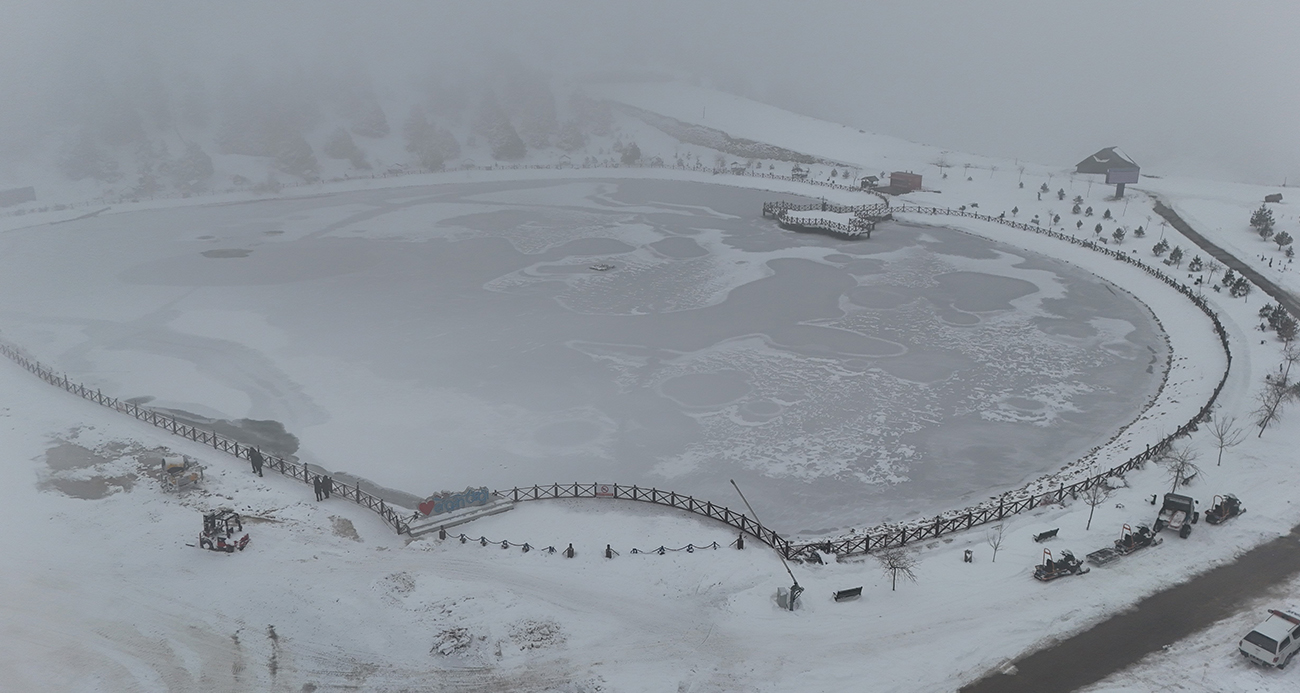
[0,178,1167,536]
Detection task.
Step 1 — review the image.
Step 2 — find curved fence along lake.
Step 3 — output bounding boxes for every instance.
[0,179,1167,537]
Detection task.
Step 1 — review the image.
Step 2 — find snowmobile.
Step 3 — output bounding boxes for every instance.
[1033,548,1089,581]
[1114,523,1162,555]
[198,509,250,553]
[1205,494,1246,525]
[1088,523,1163,566]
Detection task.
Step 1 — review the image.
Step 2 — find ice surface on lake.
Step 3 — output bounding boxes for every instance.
[0,179,1166,536]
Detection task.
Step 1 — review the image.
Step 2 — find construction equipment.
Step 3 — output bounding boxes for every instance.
[1087,523,1163,566]
[1152,493,1199,538]
[198,509,249,553]
[1033,548,1089,581]
[159,455,204,493]
[1205,494,1246,525]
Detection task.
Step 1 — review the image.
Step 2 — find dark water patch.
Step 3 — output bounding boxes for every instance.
[661,371,751,407]
[928,271,1038,312]
[154,408,299,460]
[129,239,374,286]
[650,236,709,259]
[930,302,982,326]
[45,442,114,471]
[875,348,972,384]
[1033,317,1097,339]
[534,420,603,446]
[846,286,915,310]
[544,237,635,258]
[841,257,887,275]
[766,324,902,358]
[41,475,135,499]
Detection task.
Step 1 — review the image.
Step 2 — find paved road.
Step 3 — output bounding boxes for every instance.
[961,524,1300,693]
[963,204,1300,693]
[1153,201,1300,319]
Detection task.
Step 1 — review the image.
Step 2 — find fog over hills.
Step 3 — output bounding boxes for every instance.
[1,0,1296,191]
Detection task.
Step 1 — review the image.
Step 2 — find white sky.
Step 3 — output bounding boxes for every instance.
[2,0,1297,184]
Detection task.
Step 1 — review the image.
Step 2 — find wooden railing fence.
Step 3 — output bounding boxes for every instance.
[781,204,1233,559]
[2,177,1234,560]
[0,340,410,535]
[504,483,790,554]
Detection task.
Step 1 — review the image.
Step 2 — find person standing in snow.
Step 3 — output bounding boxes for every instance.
[249,448,264,477]
[322,475,332,499]
[313,475,323,501]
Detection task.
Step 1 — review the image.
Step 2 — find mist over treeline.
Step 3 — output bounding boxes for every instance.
[1,1,1296,189]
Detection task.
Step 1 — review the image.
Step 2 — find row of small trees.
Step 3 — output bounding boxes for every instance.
[1250,204,1296,255]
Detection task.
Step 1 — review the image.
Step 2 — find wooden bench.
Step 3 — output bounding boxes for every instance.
[833,586,863,602]
[1033,528,1059,543]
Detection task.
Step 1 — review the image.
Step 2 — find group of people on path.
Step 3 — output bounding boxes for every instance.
[247,446,334,502]
[313,474,333,501]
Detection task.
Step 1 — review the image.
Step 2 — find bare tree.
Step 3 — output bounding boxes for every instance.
[985,524,1005,563]
[875,547,918,591]
[1083,483,1111,530]
[1254,379,1289,437]
[1283,344,1300,381]
[1160,443,1202,492]
[1206,259,1224,285]
[1207,415,1245,466]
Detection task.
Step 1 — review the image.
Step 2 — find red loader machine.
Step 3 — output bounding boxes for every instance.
[197,509,250,553]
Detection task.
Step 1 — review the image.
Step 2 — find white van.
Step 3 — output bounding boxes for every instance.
[1239,609,1300,668]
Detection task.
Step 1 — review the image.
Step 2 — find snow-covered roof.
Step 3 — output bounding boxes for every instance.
[1076,146,1138,174]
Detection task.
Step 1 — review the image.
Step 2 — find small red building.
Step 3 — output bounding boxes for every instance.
[890,171,922,192]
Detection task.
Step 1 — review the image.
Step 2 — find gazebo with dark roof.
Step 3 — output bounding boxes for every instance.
[1076,147,1138,174]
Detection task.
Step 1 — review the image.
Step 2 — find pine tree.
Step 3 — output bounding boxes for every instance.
[1169,246,1184,267]
[404,106,459,171]
[58,128,120,182]
[1250,204,1276,234]
[509,78,558,148]
[324,127,370,169]
[271,132,320,180]
[1112,228,1126,244]
[351,102,390,138]
[1153,239,1170,256]
[570,92,613,136]
[476,92,526,161]
[555,119,586,151]
[621,143,641,165]
[168,142,214,192]
[1274,231,1293,250]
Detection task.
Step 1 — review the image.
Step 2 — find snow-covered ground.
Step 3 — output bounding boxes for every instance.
[4,82,1300,691]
